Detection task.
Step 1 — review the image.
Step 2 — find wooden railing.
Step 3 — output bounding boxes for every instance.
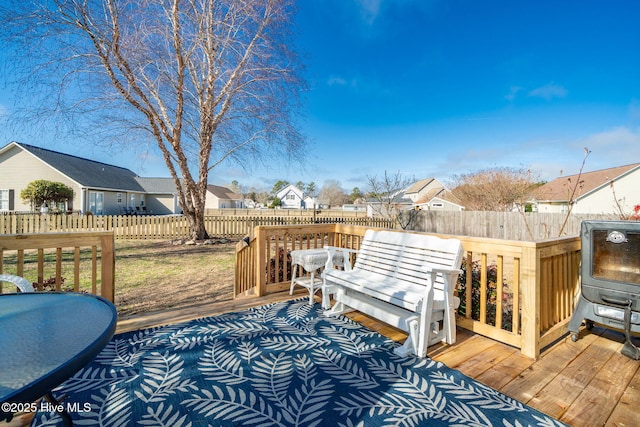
[1,213,392,240]
[235,224,581,359]
[0,232,115,302]
[234,224,338,297]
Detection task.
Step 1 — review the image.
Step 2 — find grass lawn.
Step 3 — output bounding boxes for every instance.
[1,240,237,316]
[114,240,236,315]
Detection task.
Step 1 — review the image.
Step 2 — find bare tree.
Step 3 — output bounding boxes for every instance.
[318,180,348,208]
[556,147,591,236]
[1,0,305,239]
[366,171,414,228]
[449,166,539,212]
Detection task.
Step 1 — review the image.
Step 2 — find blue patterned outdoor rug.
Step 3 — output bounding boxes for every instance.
[33,299,566,426]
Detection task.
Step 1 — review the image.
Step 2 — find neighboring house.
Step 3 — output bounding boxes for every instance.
[342,204,367,212]
[135,177,183,215]
[0,141,184,215]
[367,178,464,216]
[532,163,640,215]
[365,189,413,218]
[276,184,311,209]
[404,178,445,203]
[366,178,464,216]
[206,185,243,209]
[405,178,464,211]
[304,195,318,210]
[414,191,465,211]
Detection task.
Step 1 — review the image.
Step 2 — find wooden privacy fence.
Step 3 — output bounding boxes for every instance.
[235,224,581,359]
[0,213,392,240]
[405,210,620,240]
[0,231,115,302]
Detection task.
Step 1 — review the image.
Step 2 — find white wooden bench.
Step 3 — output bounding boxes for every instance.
[322,229,464,358]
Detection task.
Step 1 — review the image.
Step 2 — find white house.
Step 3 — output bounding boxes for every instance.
[532,163,640,215]
[205,185,243,209]
[276,184,316,209]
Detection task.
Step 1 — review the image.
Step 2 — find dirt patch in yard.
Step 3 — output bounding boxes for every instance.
[114,240,237,316]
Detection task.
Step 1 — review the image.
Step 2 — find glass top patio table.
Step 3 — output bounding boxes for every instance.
[0,292,116,423]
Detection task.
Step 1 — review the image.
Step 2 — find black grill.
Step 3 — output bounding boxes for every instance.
[568,220,640,359]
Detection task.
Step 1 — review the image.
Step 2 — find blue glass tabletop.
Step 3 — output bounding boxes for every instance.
[0,292,117,405]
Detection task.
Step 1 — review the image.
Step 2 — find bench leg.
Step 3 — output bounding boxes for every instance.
[320,283,337,310]
[324,300,348,317]
[443,309,456,345]
[394,318,420,357]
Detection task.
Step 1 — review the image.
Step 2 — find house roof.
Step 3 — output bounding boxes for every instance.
[534,163,640,202]
[276,184,304,199]
[207,185,242,200]
[136,177,180,194]
[405,178,436,194]
[10,142,146,192]
[414,188,464,206]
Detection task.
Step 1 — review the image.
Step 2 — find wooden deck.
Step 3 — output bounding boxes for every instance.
[9,291,640,427]
[117,292,640,427]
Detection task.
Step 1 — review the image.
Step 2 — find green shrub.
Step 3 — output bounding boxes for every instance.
[457,261,514,332]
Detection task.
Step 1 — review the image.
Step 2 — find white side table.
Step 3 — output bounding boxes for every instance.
[289,248,343,308]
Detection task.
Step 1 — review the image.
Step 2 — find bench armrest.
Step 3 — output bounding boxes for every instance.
[421,266,462,304]
[426,266,463,276]
[323,246,357,272]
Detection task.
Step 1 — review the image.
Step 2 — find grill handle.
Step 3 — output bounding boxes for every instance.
[601,296,632,307]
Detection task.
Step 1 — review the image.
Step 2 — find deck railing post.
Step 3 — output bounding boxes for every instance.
[101,232,116,302]
[520,244,541,359]
[255,226,267,296]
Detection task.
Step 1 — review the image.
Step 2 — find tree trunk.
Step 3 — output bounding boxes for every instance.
[192,211,209,240]
[183,206,209,241]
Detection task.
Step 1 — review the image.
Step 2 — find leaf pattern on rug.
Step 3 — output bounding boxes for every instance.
[198,340,248,385]
[312,347,379,390]
[35,299,569,427]
[135,351,198,403]
[138,402,192,427]
[53,366,138,394]
[184,386,283,425]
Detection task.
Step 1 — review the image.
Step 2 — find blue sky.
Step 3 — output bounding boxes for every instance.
[2,0,640,192]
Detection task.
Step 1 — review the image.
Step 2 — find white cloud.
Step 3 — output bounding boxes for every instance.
[504,86,524,102]
[579,126,640,154]
[528,82,567,100]
[327,76,348,86]
[356,0,383,26]
[326,75,362,91]
[628,99,640,122]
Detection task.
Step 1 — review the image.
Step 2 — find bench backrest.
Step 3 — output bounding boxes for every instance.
[353,230,464,291]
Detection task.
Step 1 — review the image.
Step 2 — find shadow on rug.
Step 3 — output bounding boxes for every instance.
[34,299,567,426]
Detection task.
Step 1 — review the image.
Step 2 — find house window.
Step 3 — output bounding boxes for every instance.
[0,189,11,211]
[89,191,104,215]
[287,194,296,200]
[116,193,123,204]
